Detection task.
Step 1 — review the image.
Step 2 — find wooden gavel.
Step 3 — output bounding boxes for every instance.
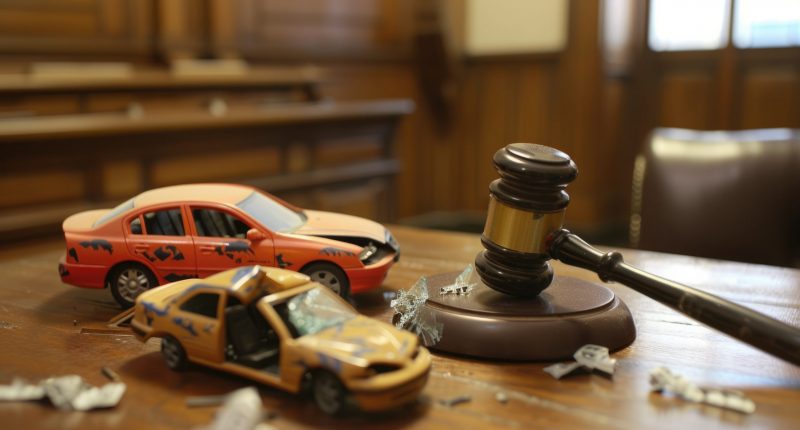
[474,143,800,366]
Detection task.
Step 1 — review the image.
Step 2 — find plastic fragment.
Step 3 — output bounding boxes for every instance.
[198,387,272,430]
[440,264,479,296]
[101,367,121,382]
[649,367,756,414]
[391,276,443,346]
[0,375,126,411]
[439,394,472,407]
[543,344,617,379]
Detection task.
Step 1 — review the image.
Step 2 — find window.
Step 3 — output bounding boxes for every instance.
[734,0,800,48]
[649,0,730,51]
[130,217,142,235]
[94,198,135,227]
[180,292,220,318]
[143,208,185,236]
[236,192,305,233]
[648,0,800,51]
[192,208,250,238]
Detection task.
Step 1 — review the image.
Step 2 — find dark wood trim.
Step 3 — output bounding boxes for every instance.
[245,159,400,192]
[0,99,415,142]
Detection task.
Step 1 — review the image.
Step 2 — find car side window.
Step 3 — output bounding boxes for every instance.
[143,208,185,236]
[180,292,220,318]
[192,208,250,238]
[130,217,142,234]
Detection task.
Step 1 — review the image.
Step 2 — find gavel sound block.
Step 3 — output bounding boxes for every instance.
[424,144,636,360]
[425,143,800,365]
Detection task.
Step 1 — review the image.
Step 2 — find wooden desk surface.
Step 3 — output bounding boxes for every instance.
[1,226,799,429]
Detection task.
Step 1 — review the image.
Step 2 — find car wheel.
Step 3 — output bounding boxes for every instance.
[301,262,350,299]
[312,370,347,415]
[109,263,157,309]
[161,335,188,371]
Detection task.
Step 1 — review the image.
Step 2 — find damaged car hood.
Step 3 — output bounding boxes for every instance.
[297,316,418,365]
[295,210,386,244]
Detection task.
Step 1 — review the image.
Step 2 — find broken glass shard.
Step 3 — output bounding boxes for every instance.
[650,367,756,414]
[440,264,478,296]
[390,276,443,346]
[543,344,616,379]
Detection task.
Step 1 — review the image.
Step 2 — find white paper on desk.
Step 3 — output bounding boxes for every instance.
[199,387,266,430]
[0,375,126,411]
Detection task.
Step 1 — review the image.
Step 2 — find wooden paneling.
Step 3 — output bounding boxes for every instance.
[0,0,153,56]
[739,66,800,129]
[657,70,715,129]
[0,170,85,208]
[236,0,414,60]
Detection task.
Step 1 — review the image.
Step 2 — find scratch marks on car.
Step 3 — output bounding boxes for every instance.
[276,254,293,268]
[172,316,197,336]
[316,353,342,374]
[153,245,185,261]
[80,239,113,254]
[231,266,259,286]
[164,273,195,283]
[68,248,79,263]
[142,301,170,325]
[214,241,255,264]
[319,247,355,257]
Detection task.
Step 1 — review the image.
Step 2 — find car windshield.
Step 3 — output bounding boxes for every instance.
[236,191,306,233]
[93,198,135,227]
[283,287,357,336]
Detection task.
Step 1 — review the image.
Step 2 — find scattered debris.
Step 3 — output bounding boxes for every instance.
[107,308,135,328]
[544,344,617,379]
[197,387,274,430]
[438,394,472,407]
[101,367,121,382]
[0,321,18,330]
[495,392,508,404]
[440,264,478,296]
[0,375,126,411]
[390,276,443,346]
[649,367,756,414]
[187,393,231,408]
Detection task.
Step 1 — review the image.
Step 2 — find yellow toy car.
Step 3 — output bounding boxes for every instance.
[131,265,430,414]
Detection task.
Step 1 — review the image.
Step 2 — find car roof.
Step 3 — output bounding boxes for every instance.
[203,266,312,303]
[134,183,254,207]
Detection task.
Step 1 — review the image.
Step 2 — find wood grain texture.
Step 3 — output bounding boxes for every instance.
[0,225,799,429]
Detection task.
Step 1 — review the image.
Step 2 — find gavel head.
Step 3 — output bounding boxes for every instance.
[475,143,578,296]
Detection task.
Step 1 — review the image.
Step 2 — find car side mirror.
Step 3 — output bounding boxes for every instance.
[246,228,266,242]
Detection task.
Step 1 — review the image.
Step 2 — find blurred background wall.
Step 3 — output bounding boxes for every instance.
[0,0,798,250]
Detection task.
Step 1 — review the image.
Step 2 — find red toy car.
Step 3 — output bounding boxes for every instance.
[59,183,399,308]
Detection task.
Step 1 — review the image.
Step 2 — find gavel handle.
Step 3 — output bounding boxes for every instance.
[548,229,800,366]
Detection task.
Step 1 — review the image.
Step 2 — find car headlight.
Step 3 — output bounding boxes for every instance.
[359,242,378,263]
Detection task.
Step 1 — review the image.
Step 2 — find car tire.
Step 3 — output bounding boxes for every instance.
[301,262,350,299]
[161,335,188,371]
[109,263,157,309]
[311,370,347,415]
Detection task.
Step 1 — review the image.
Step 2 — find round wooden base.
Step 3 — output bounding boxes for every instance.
[422,272,637,361]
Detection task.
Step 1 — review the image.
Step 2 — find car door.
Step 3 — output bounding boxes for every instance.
[189,205,275,278]
[125,206,197,283]
[171,289,224,363]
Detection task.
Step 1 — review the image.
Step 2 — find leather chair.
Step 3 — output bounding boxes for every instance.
[630,128,800,267]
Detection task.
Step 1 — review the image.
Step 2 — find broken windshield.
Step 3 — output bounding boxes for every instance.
[283,288,356,337]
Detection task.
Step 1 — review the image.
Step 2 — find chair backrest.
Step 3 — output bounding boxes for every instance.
[630,128,800,267]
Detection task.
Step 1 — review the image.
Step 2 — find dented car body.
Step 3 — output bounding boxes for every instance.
[131,266,431,414]
[59,183,399,307]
